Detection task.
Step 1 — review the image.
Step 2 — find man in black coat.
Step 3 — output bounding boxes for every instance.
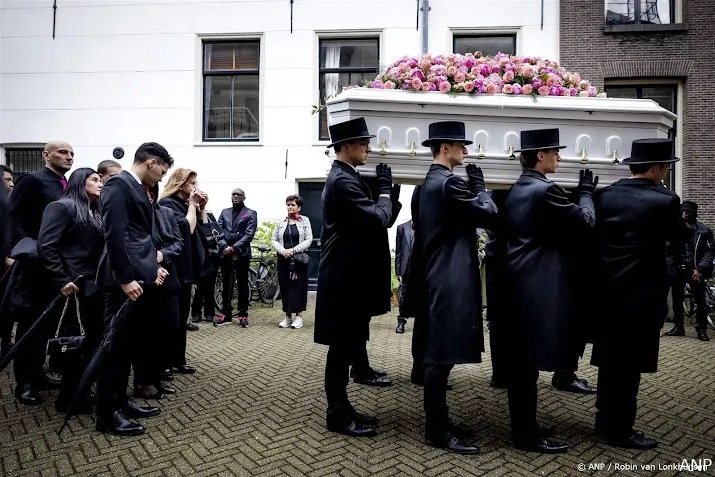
[217,189,257,327]
[95,142,173,436]
[665,200,713,341]
[7,141,72,405]
[394,220,414,333]
[415,121,498,454]
[592,138,688,449]
[314,117,400,437]
[504,129,597,454]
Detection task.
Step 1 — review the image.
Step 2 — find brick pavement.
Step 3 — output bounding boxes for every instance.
[1,295,714,476]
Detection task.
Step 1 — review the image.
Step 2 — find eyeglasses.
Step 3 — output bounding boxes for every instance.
[232,193,244,197]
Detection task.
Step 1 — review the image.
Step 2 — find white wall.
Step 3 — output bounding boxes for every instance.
[0,0,559,247]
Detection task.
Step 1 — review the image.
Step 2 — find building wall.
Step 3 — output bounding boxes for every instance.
[0,0,560,246]
[560,0,715,225]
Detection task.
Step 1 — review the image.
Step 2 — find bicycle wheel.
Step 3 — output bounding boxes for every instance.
[248,268,258,301]
[258,260,280,305]
[706,286,715,331]
[214,272,223,312]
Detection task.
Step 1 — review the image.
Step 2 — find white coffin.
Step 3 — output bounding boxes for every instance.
[325,88,676,188]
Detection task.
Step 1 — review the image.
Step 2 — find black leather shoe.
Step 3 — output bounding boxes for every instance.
[426,433,479,454]
[514,437,569,454]
[161,370,174,381]
[96,411,145,436]
[134,385,165,400]
[449,422,476,439]
[353,375,393,387]
[539,424,556,438]
[697,328,710,341]
[396,318,407,334]
[173,365,196,374]
[123,400,160,419]
[15,383,42,406]
[157,384,177,394]
[352,411,377,427]
[665,325,685,336]
[607,430,658,450]
[552,376,597,394]
[326,413,377,437]
[186,322,200,331]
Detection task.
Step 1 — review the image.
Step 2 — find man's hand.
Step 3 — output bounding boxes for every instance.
[121,281,143,301]
[61,282,80,297]
[223,246,235,257]
[157,251,164,263]
[376,163,393,196]
[692,269,702,281]
[578,169,599,194]
[466,164,486,194]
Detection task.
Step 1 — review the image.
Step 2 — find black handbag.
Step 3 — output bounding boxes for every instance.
[286,223,310,266]
[46,294,85,357]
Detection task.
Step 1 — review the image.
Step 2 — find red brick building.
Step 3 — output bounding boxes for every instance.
[560,0,715,224]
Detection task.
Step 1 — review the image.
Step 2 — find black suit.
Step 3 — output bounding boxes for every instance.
[192,212,221,320]
[38,200,105,408]
[395,221,414,318]
[97,171,160,419]
[8,167,65,388]
[218,205,257,317]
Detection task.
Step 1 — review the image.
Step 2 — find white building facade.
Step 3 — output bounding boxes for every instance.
[0,0,560,261]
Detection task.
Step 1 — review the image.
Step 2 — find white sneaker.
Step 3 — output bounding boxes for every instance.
[291,317,304,329]
[279,317,293,328]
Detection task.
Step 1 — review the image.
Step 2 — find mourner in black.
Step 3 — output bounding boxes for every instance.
[192,210,224,324]
[0,165,12,359]
[504,128,597,454]
[592,138,688,450]
[217,188,257,327]
[665,200,713,341]
[37,168,106,413]
[97,160,122,184]
[314,117,400,437]
[8,141,72,405]
[394,220,414,334]
[160,169,212,372]
[95,142,173,436]
[2,164,13,193]
[413,121,497,454]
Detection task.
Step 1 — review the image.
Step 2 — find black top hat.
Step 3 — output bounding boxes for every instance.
[421,121,473,147]
[327,117,375,148]
[681,200,698,215]
[622,138,679,165]
[515,128,566,153]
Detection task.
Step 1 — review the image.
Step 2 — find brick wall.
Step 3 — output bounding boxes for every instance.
[560,0,715,226]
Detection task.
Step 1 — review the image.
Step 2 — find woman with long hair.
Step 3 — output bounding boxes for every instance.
[159,168,212,374]
[38,167,105,413]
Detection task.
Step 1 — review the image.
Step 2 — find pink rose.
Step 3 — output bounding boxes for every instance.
[463,81,475,93]
[420,60,431,70]
[522,84,534,95]
[572,73,581,84]
[579,90,589,97]
[470,66,480,75]
[383,80,396,89]
[446,54,456,63]
[421,81,432,91]
[447,66,457,77]
[580,80,589,91]
[464,58,476,68]
[411,78,423,90]
[546,75,559,87]
[454,72,466,83]
[439,81,451,93]
[513,84,523,95]
[426,74,437,83]
[485,82,498,94]
[502,84,514,94]
[476,57,486,65]
[503,71,515,82]
[538,85,550,96]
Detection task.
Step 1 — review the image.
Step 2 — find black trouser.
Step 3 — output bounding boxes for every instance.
[595,366,641,439]
[56,292,105,408]
[672,270,708,328]
[132,287,177,386]
[507,366,540,443]
[172,284,191,367]
[325,339,366,411]
[221,256,250,317]
[424,364,454,437]
[397,282,407,319]
[488,319,509,384]
[411,314,427,380]
[96,287,154,419]
[350,341,373,378]
[192,270,217,319]
[13,288,56,387]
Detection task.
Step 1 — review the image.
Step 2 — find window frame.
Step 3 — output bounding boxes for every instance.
[452,33,518,57]
[201,39,261,143]
[605,0,677,25]
[317,36,380,141]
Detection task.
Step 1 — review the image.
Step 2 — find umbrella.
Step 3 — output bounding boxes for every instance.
[60,290,140,435]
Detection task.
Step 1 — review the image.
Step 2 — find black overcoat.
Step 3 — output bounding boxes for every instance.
[418,164,498,365]
[591,178,687,373]
[314,160,400,346]
[504,170,595,372]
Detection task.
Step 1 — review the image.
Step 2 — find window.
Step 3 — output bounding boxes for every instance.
[318,38,379,140]
[453,34,516,57]
[606,84,678,189]
[4,148,44,179]
[606,1,675,25]
[202,41,260,141]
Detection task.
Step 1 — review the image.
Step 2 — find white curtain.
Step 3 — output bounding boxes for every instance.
[325,46,341,96]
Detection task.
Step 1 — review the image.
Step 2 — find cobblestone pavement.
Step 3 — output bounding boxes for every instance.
[1,295,714,477]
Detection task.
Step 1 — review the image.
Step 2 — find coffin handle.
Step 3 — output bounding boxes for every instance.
[580,148,588,164]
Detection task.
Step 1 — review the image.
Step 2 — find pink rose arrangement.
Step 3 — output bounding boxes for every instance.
[366,52,604,98]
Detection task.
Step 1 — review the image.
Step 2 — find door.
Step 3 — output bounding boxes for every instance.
[298,181,325,290]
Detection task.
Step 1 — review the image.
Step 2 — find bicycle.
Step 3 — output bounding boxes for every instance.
[214,245,280,313]
[683,280,715,330]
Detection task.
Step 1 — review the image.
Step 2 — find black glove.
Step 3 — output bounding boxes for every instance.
[391,184,401,201]
[578,169,599,194]
[466,164,486,194]
[376,163,393,195]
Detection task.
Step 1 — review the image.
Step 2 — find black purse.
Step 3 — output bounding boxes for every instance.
[46,294,85,357]
[287,222,310,266]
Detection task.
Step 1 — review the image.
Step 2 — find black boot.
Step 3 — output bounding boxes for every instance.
[696,327,710,341]
[665,325,685,336]
[396,318,407,334]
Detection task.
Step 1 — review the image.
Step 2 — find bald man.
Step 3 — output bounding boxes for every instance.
[7,141,73,405]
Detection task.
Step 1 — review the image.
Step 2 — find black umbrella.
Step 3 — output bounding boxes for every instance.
[60,289,140,435]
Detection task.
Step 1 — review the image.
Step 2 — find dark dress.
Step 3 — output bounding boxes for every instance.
[278,223,308,314]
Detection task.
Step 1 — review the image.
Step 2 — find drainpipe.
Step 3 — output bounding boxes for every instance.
[421,0,431,54]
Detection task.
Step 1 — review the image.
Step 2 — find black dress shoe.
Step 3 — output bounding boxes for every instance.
[326,414,377,437]
[186,322,200,331]
[134,385,165,400]
[96,411,145,436]
[161,370,174,381]
[697,328,710,341]
[665,325,685,336]
[514,437,569,454]
[552,376,597,394]
[157,384,177,394]
[607,430,658,450]
[173,365,196,374]
[426,433,479,454]
[124,400,161,419]
[396,318,407,334]
[353,375,393,387]
[15,383,42,406]
[352,411,377,427]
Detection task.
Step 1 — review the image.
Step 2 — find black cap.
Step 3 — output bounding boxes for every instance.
[681,200,698,215]
[622,138,679,164]
[515,128,566,153]
[327,117,375,148]
[421,121,473,147]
